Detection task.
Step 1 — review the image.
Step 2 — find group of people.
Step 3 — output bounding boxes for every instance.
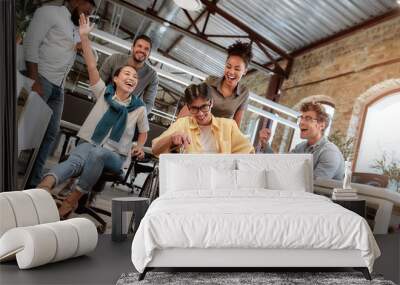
[25,1,344,219]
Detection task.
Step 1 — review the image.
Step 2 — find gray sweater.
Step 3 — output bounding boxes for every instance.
[261,137,344,180]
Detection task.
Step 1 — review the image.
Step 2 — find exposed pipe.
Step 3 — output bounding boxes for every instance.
[138,0,181,51]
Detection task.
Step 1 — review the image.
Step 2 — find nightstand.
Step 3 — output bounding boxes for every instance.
[332,199,366,218]
[112,197,150,242]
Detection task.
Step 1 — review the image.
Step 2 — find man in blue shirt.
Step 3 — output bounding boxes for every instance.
[259,102,344,180]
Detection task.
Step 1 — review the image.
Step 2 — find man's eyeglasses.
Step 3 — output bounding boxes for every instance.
[188,103,211,114]
[297,115,318,124]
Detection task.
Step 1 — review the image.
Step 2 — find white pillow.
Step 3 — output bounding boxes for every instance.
[211,168,237,190]
[237,158,310,192]
[266,163,307,191]
[167,163,211,191]
[236,169,267,189]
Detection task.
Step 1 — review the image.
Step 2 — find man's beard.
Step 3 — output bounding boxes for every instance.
[133,52,146,63]
[71,8,80,26]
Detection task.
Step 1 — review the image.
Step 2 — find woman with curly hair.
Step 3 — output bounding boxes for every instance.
[178,41,253,127]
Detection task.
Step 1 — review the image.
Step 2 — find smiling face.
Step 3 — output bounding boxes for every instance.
[113,66,138,94]
[131,39,151,63]
[188,97,213,126]
[223,55,247,88]
[298,110,326,143]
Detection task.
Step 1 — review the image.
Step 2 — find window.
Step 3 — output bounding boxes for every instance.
[355,92,400,174]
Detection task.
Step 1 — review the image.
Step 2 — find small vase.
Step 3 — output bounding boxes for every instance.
[388,179,398,192]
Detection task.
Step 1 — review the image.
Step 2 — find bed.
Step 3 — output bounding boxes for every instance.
[131,154,380,280]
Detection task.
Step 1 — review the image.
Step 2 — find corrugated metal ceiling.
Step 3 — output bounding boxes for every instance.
[219,0,397,52]
[98,0,398,76]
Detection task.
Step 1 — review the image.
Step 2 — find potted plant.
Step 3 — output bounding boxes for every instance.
[328,130,354,161]
[371,153,400,192]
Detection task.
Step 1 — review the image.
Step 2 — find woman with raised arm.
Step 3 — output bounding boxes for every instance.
[152,83,254,156]
[178,41,253,127]
[37,14,149,219]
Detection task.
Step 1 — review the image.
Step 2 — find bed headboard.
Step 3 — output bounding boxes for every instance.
[159,154,314,195]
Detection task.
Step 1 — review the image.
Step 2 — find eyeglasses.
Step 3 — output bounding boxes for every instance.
[188,103,211,114]
[297,115,318,124]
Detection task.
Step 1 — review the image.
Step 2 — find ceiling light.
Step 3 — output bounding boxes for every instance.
[91,42,193,86]
[173,0,202,11]
[247,105,298,129]
[151,109,176,120]
[90,28,207,80]
[248,92,300,119]
[152,67,193,86]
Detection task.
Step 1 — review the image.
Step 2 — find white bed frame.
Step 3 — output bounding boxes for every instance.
[139,154,371,280]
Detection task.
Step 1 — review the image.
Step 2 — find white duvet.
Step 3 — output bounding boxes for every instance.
[131,190,380,273]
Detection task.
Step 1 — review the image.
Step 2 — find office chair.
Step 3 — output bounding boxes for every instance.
[73,154,157,233]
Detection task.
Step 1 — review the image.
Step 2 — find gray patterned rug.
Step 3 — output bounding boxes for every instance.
[116,271,395,285]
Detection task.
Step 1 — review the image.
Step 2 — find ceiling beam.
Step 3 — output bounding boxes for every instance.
[199,0,291,61]
[109,0,278,75]
[165,8,208,54]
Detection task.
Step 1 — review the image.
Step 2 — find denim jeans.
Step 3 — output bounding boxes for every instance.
[28,75,64,187]
[45,142,125,193]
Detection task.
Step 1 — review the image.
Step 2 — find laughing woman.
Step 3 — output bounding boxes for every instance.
[178,41,253,127]
[37,14,149,219]
[152,83,254,156]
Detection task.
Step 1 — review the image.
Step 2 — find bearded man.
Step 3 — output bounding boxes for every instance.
[99,35,159,114]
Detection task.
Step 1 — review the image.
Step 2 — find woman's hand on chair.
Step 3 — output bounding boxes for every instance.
[131,145,145,160]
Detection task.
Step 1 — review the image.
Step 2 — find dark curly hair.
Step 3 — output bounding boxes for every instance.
[227,41,253,68]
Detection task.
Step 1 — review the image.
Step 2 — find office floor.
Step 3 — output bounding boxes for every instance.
[0,235,133,285]
[1,234,398,285]
[10,153,398,284]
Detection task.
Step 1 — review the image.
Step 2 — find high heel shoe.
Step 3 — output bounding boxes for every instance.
[58,189,83,220]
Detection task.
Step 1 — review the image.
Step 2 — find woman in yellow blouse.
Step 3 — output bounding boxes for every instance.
[152,83,254,156]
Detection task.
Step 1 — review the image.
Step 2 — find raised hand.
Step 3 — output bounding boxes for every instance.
[258,128,271,145]
[77,13,100,87]
[79,13,94,38]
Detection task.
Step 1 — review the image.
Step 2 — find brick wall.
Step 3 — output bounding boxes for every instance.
[243,15,400,152]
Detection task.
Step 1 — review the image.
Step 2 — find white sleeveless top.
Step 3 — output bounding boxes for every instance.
[199,125,218,153]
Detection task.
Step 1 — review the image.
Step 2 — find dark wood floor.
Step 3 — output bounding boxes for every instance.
[1,234,398,285]
[0,235,133,285]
